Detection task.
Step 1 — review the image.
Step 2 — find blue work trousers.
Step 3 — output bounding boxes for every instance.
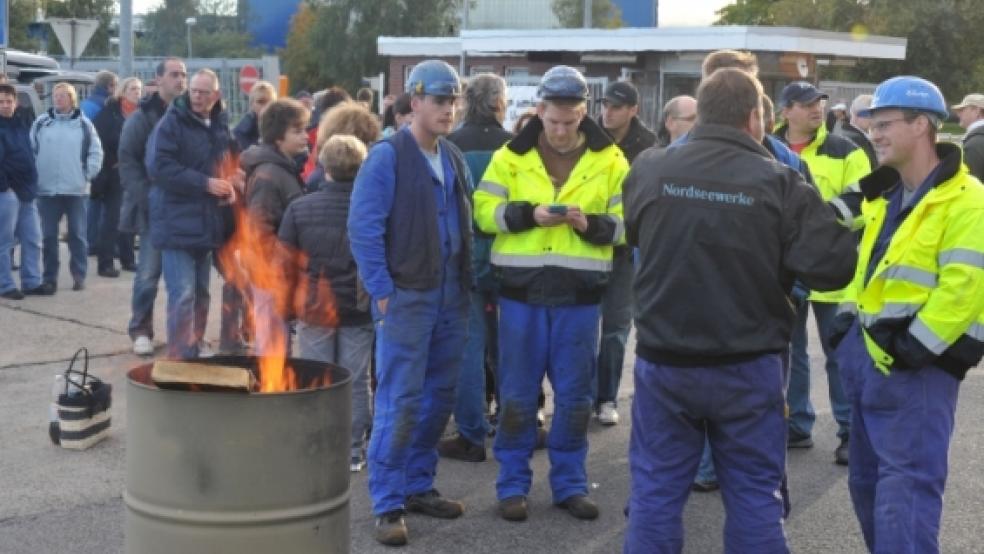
[788,300,851,440]
[161,249,211,359]
[835,323,959,554]
[596,248,633,406]
[451,291,496,445]
[624,355,788,554]
[367,285,469,516]
[0,191,42,293]
[128,234,162,340]
[38,195,88,285]
[494,298,599,503]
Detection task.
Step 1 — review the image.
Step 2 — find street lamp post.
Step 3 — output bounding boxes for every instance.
[185,17,196,59]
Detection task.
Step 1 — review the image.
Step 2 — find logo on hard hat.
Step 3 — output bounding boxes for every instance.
[906,89,930,98]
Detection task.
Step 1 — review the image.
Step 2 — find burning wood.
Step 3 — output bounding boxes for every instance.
[151,360,257,392]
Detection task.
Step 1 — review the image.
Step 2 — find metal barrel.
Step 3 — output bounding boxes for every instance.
[125,357,352,554]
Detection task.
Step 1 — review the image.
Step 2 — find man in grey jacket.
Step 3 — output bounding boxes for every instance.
[953,93,984,180]
[118,57,187,356]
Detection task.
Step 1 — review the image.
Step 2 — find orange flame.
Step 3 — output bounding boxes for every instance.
[216,153,338,392]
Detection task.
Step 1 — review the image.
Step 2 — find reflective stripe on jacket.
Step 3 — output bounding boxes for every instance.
[844,143,984,378]
[473,116,628,305]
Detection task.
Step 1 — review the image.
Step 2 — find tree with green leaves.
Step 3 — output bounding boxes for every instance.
[136,0,261,58]
[282,0,461,94]
[552,0,623,28]
[5,0,115,56]
[715,0,984,104]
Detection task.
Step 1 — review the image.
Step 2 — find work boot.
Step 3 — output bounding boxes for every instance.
[98,266,120,278]
[406,489,464,519]
[556,495,599,520]
[23,282,56,295]
[374,510,408,546]
[787,432,814,449]
[1,289,25,300]
[835,437,849,466]
[691,480,720,493]
[437,435,486,462]
[498,496,528,522]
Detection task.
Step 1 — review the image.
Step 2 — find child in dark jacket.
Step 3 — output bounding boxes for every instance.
[279,134,372,472]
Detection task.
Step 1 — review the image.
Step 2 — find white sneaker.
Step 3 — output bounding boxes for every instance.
[350,457,366,473]
[133,336,154,356]
[197,341,215,358]
[597,402,619,426]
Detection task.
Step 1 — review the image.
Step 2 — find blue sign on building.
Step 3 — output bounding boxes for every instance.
[613,0,657,27]
[245,0,302,50]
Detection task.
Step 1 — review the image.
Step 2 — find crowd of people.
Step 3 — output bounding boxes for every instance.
[2,49,983,553]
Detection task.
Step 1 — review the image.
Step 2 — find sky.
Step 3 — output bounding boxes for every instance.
[130,0,734,26]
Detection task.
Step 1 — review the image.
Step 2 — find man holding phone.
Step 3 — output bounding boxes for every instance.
[474,65,628,522]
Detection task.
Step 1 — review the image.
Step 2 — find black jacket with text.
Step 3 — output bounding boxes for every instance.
[623,124,857,365]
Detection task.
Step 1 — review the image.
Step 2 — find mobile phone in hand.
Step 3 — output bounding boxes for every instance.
[548,204,568,215]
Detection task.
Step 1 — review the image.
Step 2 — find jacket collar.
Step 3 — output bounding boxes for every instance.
[774,120,827,150]
[47,107,81,120]
[171,93,227,128]
[688,124,774,158]
[139,92,167,116]
[859,142,964,201]
[507,115,613,155]
[596,115,653,147]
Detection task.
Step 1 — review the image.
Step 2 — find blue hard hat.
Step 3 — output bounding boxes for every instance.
[859,76,948,120]
[405,60,462,97]
[538,65,589,101]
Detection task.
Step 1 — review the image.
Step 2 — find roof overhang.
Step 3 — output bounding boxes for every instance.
[378,26,907,61]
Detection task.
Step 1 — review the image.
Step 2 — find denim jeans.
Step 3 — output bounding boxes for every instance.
[297,322,374,459]
[452,291,495,445]
[161,249,211,359]
[625,355,788,554]
[37,195,88,285]
[0,191,42,293]
[788,300,851,440]
[128,234,163,340]
[95,186,134,270]
[596,248,633,407]
[86,197,102,253]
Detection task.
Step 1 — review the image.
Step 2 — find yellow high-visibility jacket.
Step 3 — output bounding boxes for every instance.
[473,117,628,305]
[843,144,984,378]
[776,123,872,303]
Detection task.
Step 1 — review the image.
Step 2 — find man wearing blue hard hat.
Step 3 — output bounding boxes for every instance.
[348,59,474,546]
[830,75,984,553]
[474,65,628,522]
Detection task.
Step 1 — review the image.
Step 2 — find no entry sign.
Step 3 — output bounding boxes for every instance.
[239,64,259,95]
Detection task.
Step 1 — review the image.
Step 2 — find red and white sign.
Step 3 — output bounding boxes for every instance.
[239,64,259,95]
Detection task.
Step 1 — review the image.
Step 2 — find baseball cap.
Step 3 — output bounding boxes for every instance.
[603,81,639,106]
[952,93,984,110]
[780,81,829,107]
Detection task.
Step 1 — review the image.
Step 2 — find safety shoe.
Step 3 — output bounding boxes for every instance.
[556,495,599,520]
[1,289,25,300]
[691,480,720,493]
[835,437,849,466]
[406,489,464,519]
[438,435,486,462]
[374,510,408,546]
[133,336,154,356]
[23,282,56,295]
[498,496,528,522]
[787,433,814,449]
[596,402,619,426]
[98,266,120,278]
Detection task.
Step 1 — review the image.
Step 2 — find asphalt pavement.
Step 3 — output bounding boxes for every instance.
[2,244,983,553]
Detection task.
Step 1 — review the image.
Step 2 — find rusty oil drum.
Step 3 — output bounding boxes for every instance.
[124,357,352,554]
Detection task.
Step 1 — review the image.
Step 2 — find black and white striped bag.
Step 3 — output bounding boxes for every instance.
[49,348,113,450]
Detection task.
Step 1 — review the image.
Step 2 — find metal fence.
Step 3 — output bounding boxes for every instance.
[53,57,274,123]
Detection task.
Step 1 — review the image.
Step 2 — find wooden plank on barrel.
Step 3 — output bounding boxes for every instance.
[151,361,256,392]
